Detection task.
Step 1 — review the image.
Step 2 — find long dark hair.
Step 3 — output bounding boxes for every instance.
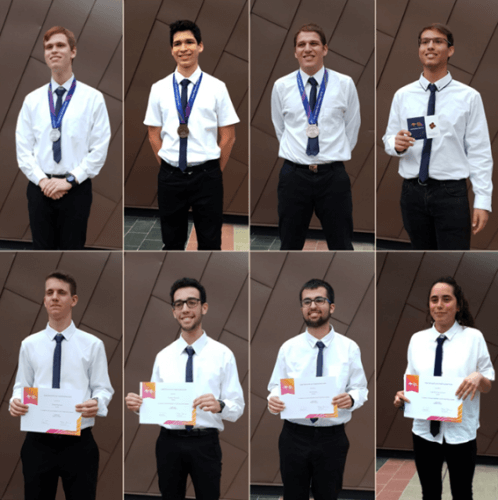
[427,276,474,327]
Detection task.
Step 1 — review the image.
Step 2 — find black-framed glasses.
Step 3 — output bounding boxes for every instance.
[172,298,202,310]
[301,297,331,308]
[419,37,452,47]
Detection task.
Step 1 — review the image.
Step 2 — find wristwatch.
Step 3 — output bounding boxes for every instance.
[217,400,225,413]
[65,173,78,187]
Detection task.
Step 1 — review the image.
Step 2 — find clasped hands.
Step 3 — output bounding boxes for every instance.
[393,371,485,408]
[39,177,72,200]
[10,397,98,418]
[125,392,222,414]
[268,392,352,414]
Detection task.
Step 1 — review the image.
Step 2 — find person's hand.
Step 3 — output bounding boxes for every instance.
[332,392,353,409]
[394,390,410,408]
[268,395,286,414]
[75,398,99,418]
[10,398,29,417]
[125,392,143,412]
[193,394,221,413]
[39,178,49,191]
[456,372,483,401]
[394,130,416,153]
[42,178,72,198]
[472,209,489,235]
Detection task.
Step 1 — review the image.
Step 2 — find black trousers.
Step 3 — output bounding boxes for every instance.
[157,159,223,250]
[27,179,92,250]
[400,178,471,250]
[156,428,222,500]
[279,421,349,500]
[21,428,99,500]
[277,160,354,250]
[413,433,477,500]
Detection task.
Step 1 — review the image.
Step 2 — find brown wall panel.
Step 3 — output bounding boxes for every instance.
[250,252,374,492]
[250,0,374,233]
[125,0,248,216]
[0,0,123,249]
[377,0,498,249]
[377,252,498,455]
[0,252,122,499]
[125,252,249,499]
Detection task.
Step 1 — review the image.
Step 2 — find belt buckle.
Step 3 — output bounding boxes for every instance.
[418,178,428,186]
[309,164,318,173]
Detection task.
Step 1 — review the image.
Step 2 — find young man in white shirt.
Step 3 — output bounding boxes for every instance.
[16,26,111,250]
[144,20,239,251]
[383,23,493,250]
[126,277,244,500]
[9,271,114,500]
[267,279,368,500]
[394,277,494,499]
[271,24,360,250]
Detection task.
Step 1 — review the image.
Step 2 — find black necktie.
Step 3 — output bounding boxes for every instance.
[419,83,437,183]
[52,333,64,388]
[185,345,195,430]
[53,87,66,163]
[306,77,319,156]
[311,341,326,423]
[430,335,447,437]
[179,79,190,172]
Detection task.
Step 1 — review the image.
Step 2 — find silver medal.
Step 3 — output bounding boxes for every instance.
[306,124,319,138]
[50,128,61,142]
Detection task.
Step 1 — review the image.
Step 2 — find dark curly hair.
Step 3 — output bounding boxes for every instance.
[427,276,474,328]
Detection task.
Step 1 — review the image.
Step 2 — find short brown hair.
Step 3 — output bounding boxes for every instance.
[294,23,327,47]
[43,26,77,51]
[45,271,77,296]
[418,23,454,47]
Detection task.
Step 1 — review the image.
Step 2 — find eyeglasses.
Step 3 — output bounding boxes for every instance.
[172,298,202,310]
[301,297,331,308]
[419,38,452,47]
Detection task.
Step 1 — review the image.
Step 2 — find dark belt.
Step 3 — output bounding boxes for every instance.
[405,177,466,187]
[161,158,219,175]
[285,159,343,173]
[284,420,345,435]
[160,427,218,437]
[45,174,67,179]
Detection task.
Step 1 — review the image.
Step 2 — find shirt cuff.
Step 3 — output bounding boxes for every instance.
[70,167,87,185]
[472,194,492,213]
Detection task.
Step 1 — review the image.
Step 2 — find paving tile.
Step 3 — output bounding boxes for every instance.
[129,220,155,233]
[138,240,163,251]
[125,232,146,249]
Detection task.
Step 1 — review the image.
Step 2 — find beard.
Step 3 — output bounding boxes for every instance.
[303,310,331,328]
[178,315,202,333]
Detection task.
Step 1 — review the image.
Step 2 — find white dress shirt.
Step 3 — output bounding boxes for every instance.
[11,321,114,430]
[271,67,360,164]
[16,74,111,185]
[151,332,244,430]
[144,66,239,167]
[268,326,368,426]
[406,321,495,444]
[383,72,493,211]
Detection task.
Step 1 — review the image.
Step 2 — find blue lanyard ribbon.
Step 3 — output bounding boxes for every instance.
[296,70,328,125]
[173,73,203,124]
[48,79,77,129]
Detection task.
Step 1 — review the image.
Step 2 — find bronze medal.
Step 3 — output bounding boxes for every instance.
[177,124,189,138]
[306,124,319,138]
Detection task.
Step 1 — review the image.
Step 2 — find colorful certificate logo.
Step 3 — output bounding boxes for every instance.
[280,378,295,395]
[406,375,419,393]
[24,387,38,405]
[142,382,156,399]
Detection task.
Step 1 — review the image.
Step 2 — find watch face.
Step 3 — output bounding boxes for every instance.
[67,175,75,182]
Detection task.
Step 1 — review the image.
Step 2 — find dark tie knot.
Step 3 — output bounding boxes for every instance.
[185,346,195,357]
[316,341,325,350]
[428,83,437,93]
[436,335,447,346]
[308,77,318,88]
[180,79,190,89]
[55,87,66,97]
[55,333,64,344]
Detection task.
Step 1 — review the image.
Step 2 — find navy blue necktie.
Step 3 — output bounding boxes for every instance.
[185,345,195,429]
[430,335,447,436]
[179,79,190,172]
[53,87,66,163]
[52,333,64,388]
[418,83,437,183]
[311,341,326,423]
[306,77,319,156]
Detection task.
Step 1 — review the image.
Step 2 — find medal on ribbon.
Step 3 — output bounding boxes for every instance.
[173,73,203,137]
[297,70,328,138]
[48,79,77,142]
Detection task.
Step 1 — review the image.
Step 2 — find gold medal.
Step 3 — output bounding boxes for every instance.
[177,124,189,138]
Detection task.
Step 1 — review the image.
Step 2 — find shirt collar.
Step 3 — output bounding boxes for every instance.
[299,66,325,86]
[50,74,75,93]
[305,324,335,348]
[175,66,202,85]
[45,320,77,341]
[419,71,452,92]
[431,320,463,341]
[178,331,208,354]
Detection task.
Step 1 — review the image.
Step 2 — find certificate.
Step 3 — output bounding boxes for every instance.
[404,374,463,422]
[139,382,196,425]
[280,377,339,420]
[21,387,83,435]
